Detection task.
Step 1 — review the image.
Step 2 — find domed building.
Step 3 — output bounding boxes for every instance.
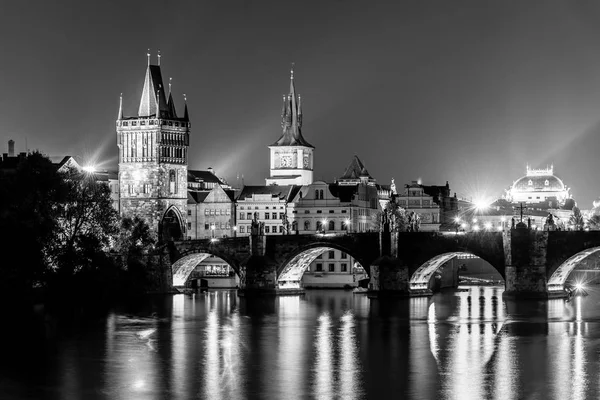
[505,165,570,206]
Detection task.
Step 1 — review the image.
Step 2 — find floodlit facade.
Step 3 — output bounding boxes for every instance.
[505,165,570,206]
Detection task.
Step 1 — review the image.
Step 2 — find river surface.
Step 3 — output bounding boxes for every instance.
[3,286,600,399]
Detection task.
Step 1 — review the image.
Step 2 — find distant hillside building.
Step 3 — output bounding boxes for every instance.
[266,68,314,186]
[116,54,190,241]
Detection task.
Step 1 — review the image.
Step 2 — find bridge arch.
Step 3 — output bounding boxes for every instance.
[547,246,600,293]
[172,248,242,287]
[276,242,370,288]
[409,251,504,292]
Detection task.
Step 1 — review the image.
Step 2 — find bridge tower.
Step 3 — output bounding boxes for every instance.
[116,52,190,241]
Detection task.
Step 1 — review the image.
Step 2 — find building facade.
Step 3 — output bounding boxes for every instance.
[116,55,190,241]
[235,186,299,236]
[187,183,236,239]
[266,68,314,186]
[505,165,570,206]
[395,181,441,231]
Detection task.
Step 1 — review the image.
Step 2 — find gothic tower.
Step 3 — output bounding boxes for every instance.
[117,53,190,241]
[266,67,314,186]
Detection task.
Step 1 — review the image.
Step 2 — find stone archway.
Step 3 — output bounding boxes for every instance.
[547,247,600,293]
[409,251,504,292]
[171,249,241,287]
[160,206,184,242]
[276,243,369,290]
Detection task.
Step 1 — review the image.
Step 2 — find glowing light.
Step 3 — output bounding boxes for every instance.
[454,217,461,223]
[532,224,537,230]
[473,198,491,211]
[322,219,327,225]
[461,223,467,229]
[344,218,351,226]
[472,218,478,223]
[484,222,492,230]
[497,226,503,231]
[233,226,238,231]
[575,283,584,291]
[82,165,96,173]
[210,238,218,243]
[500,216,506,222]
[473,225,480,232]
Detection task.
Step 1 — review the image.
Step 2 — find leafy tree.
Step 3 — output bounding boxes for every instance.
[587,214,600,230]
[569,206,585,231]
[46,167,119,276]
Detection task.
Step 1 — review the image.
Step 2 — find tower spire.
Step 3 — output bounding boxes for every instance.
[117,93,123,120]
[147,48,150,66]
[157,49,161,66]
[167,78,177,118]
[183,93,189,121]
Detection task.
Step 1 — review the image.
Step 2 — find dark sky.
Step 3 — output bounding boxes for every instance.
[2,0,600,206]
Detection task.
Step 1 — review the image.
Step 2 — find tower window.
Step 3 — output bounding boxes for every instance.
[169,170,177,194]
[122,122,128,126]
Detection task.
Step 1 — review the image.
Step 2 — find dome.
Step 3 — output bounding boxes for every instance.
[512,174,565,192]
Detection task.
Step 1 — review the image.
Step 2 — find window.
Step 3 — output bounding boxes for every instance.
[279,226,283,233]
[292,221,298,231]
[528,180,533,186]
[320,190,324,199]
[341,210,347,214]
[316,263,323,272]
[240,206,244,210]
[272,213,277,219]
[304,220,311,230]
[304,210,310,214]
[210,209,215,216]
[247,213,252,219]
[329,210,334,213]
[341,253,347,259]
[328,263,335,272]
[187,222,192,229]
[341,263,347,272]
[226,209,231,215]
[423,200,430,206]
[226,222,230,229]
[328,220,335,231]
[143,184,151,194]
[265,213,270,219]
[239,213,245,220]
[187,210,192,216]
[204,223,210,230]
[317,210,322,214]
[328,251,335,259]
[205,209,209,216]
[239,226,245,233]
[545,180,549,186]
[315,190,320,200]
[316,221,323,231]
[169,170,177,194]
[279,213,284,219]
[265,226,270,233]
[128,184,134,195]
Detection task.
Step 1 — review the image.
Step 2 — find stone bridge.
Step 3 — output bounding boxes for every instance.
[162,230,600,298]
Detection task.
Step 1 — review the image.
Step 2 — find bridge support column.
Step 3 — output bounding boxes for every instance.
[503,230,550,299]
[367,256,410,298]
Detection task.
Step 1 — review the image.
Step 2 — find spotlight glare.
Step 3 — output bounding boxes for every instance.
[82,165,96,173]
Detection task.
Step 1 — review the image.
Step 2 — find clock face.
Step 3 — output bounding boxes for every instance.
[280,155,292,168]
[303,156,310,168]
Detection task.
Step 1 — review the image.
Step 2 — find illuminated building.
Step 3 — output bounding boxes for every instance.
[265,67,314,186]
[394,181,442,231]
[187,180,236,240]
[116,54,190,241]
[505,165,570,206]
[235,185,299,235]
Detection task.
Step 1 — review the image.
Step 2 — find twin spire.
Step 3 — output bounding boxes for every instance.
[273,64,312,148]
[119,51,188,121]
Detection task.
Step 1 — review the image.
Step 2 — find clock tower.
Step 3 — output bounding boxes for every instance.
[266,67,314,186]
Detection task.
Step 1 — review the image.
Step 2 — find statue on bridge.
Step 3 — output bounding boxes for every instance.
[407,211,420,232]
[544,213,557,231]
[251,212,265,236]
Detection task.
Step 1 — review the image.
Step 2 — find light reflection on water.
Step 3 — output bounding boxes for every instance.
[8,287,600,399]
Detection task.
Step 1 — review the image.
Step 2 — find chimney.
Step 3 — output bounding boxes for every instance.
[208,167,215,175]
[8,140,14,157]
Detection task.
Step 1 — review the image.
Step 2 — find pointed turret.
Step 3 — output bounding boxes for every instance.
[167,77,178,118]
[272,66,313,148]
[117,93,123,120]
[138,54,168,117]
[183,94,189,121]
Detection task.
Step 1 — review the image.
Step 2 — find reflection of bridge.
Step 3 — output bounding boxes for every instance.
[160,230,600,298]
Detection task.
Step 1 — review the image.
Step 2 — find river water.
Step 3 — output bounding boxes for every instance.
[3,286,600,399]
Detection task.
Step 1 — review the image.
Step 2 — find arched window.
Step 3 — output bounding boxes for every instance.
[292,221,298,231]
[315,190,319,200]
[169,170,177,194]
[316,221,323,231]
[328,220,335,231]
[304,220,311,231]
[320,190,325,200]
[545,180,549,186]
[528,179,533,186]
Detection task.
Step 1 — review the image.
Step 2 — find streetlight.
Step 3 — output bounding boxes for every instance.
[211,223,215,239]
[321,219,327,234]
[484,222,492,230]
[233,225,237,238]
[344,218,351,233]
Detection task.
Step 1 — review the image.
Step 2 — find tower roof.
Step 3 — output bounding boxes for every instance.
[339,155,373,181]
[138,64,169,118]
[271,67,314,148]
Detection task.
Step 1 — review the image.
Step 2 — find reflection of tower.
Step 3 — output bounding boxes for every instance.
[266,66,314,186]
[117,52,190,240]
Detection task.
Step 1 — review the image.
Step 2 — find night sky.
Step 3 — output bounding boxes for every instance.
[2,0,600,206]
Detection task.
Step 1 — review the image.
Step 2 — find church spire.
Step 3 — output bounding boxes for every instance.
[117,93,123,120]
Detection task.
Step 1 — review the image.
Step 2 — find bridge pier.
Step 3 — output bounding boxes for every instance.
[367,256,412,298]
